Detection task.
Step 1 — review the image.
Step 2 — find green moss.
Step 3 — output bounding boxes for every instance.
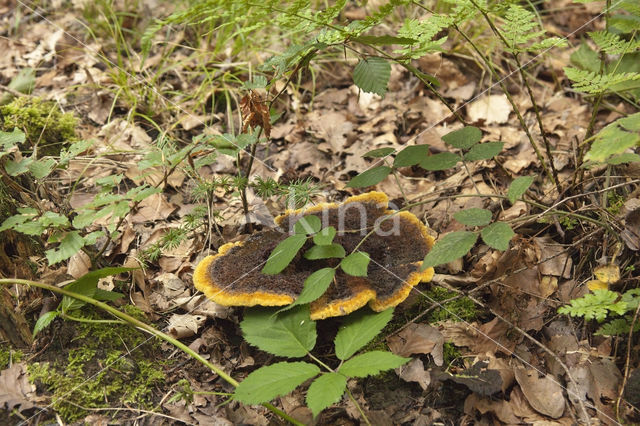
[27,306,166,422]
[0,347,23,369]
[0,97,77,156]
[442,342,462,366]
[425,286,476,323]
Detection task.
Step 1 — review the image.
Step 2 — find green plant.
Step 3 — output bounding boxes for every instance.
[425,286,476,323]
[0,348,23,370]
[236,306,408,420]
[558,288,640,336]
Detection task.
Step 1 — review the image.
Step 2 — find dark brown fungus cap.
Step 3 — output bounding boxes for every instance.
[193,192,435,320]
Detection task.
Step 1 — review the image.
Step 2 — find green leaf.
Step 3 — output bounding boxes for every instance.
[93,289,124,302]
[507,176,534,204]
[340,252,370,277]
[294,215,322,235]
[335,308,393,360]
[419,152,459,171]
[33,311,59,337]
[60,267,135,312]
[352,35,417,45]
[442,126,482,150]
[0,128,25,149]
[306,373,347,418]
[234,361,320,405]
[421,231,478,268]
[5,156,33,176]
[353,57,391,97]
[463,142,503,161]
[262,234,307,275]
[585,112,640,162]
[454,208,492,226]
[339,351,409,378]
[282,268,335,312]
[313,226,336,245]
[481,222,515,251]
[28,158,56,179]
[393,145,430,167]
[241,306,316,358]
[346,166,392,188]
[46,231,85,265]
[606,153,640,165]
[363,147,395,158]
[304,244,346,260]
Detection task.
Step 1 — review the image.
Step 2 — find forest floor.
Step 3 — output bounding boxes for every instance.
[1,0,640,425]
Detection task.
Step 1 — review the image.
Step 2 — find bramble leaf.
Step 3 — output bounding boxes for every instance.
[481,222,514,251]
[394,145,430,167]
[234,361,320,404]
[340,252,370,277]
[507,176,534,204]
[306,373,347,417]
[419,152,459,171]
[335,309,393,360]
[304,244,346,260]
[241,306,316,357]
[262,234,307,274]
[347,166,392,188]
[454,208,492,226]
[353,57,391,97]
[313,226,336,245]
[339,351,409,377]
[442,126,482,150]
[421,231,478,268]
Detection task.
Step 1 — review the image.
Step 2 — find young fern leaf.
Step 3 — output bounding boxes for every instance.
[564,68,640,94]
[588,30,640,55]
[501,4,566,53]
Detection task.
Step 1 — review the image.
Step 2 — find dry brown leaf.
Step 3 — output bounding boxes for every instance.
[130,193,177,223]
[514,368,565,418]
[0,363,36,412]
[467,94,512,124]
[464,393,521,424]
[396,358,431,390]
[67,250,90,278]
[167,313,206,339]
[387,323,444,366]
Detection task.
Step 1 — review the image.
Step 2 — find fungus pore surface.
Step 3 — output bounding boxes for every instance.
[193,192,435,319]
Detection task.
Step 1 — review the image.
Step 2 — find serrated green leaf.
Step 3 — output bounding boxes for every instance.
[363,147,395,158]
[481,222,515,251]
[28,158,56,179]
[421,231,478,269]
[353,57,391,97]
[335,309,393,360]
[304,244,345,260]
[464,142,503,161]
[262,234,307,275]
[282,268,335,312]
[454,208,492,226]
[442,126,482,150]
[241,306,316,357]
[306,373,347,418]
[340,252,370,277]
[33,311,59,337]
[586,112,640,162]
[419,152,459,171]
[294,215,322,235]
[0,128,26,148]
[5,156,33,176]
[507,176,534,204]
[339,351,409,378]
[606,153,640,164]
[234,361,320,405]
[393,145,430,167]
[46,231,85,265]
[313,226,336,245]
[346,166,392,188]
[353,35,417,45]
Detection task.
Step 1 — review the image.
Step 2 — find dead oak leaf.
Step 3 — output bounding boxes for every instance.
[0,363,36,412]
[514,367,565,418]
[387,323,444,366]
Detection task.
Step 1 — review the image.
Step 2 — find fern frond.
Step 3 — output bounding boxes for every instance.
[564,67,640,94]
[557,289,627,322]
[589,30,640,54]
[595,316,640,336]
[394,14,452,59]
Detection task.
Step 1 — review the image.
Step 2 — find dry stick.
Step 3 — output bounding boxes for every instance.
[0,278,304,426]
[615,299,640,420]
[462,292,592,424]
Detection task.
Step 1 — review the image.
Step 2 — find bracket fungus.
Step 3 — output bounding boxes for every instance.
[193,192,435,320]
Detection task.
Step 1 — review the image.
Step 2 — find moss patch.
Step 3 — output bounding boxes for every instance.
[27,306,166,423]
[424,286,476,323]
[0,97,77,156]
[0,348,23,370]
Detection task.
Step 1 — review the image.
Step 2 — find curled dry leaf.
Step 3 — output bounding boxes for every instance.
[0,363,36,412]
[387,323,444,366]
[396,358,431,390]
[514,368,565,418]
